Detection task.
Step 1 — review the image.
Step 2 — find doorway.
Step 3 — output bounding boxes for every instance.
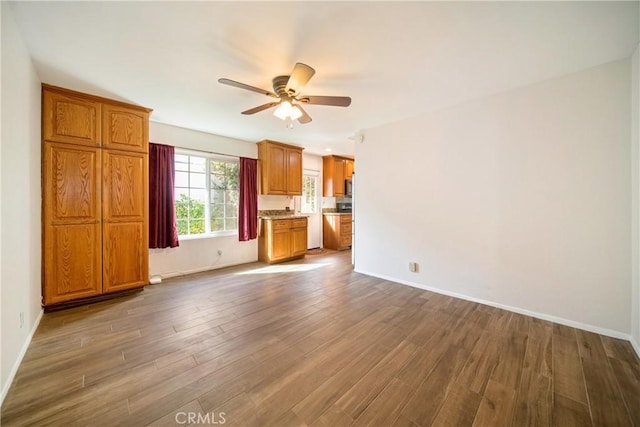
[301,171,321,249]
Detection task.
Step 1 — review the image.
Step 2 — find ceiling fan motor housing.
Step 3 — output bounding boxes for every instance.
[273,75,295,99]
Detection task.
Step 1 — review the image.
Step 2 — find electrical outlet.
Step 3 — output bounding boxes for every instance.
[19,312,24,328]
[217,248,223,256]
[409,262,419,273]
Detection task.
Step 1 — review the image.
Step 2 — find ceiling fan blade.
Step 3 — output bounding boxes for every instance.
[296,104,312,124]
[218,78,278,98]
[241,102,279,115]
[299,95,352,107]
[285,63,316,95]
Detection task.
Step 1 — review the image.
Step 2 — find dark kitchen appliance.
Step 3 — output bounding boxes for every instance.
[345,179,353,197]
[336,199,352,213]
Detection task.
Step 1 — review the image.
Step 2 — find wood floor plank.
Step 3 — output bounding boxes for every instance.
[608,358,640,426]
[489,332,527,389]
[146,399,205,426]
[205,392,259,427]
[512,368,552,426]
[401,344,470,426]
[2,250,639,427]
[576,329,608,362]
[333,340,417,421]
[552,337,588,405]
[472,379,517,427]
[311,405,354,427]
[431,385,482,427]
[352,378,413,427]
[292,342,393,424]
[601,336,640,366]
[581,358,632,426]
[552,393,592,427]
[456,332,501,395]
[197,346,306,414]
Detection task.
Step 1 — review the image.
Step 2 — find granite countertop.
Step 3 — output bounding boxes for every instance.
[323,212,353,216]
[259,215,309,220]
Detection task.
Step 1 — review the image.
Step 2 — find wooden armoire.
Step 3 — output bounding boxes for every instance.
[41,84,152,308]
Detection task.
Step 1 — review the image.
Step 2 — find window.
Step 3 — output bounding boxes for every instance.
[301,175,318,213]
[174,151,239,236]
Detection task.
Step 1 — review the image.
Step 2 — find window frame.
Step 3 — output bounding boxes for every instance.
[174,148,240,239]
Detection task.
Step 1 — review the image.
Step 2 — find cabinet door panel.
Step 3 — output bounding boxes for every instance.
[291,226,308,257]
[103,222,148,292]
[333,158,345,196]
[43,90,100,146]
[266,144,287,194]
[44,223,102,304]
[103,150,147,222]
[44,143,101,225]
[272,228,291,260]
[102,104,148,153]
[340,234,352,247]
[346,160,354,179]
[286,149,303,195]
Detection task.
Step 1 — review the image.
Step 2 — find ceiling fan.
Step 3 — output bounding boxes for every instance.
[218,63,351,126]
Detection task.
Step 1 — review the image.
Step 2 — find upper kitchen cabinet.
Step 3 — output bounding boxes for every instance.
[323,155,355,197]
[257,140,303,195]
[345,159,354,180]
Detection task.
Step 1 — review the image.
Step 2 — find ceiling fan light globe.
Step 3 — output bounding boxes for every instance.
[290,105,303,120]
[274,100,293,120]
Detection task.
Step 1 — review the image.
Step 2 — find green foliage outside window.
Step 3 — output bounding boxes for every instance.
[175,193,205,235]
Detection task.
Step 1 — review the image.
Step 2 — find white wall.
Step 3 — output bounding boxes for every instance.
[1,2,43,402]
[148,121,258,278]
[632,44,640,351]
[356,59,632,335]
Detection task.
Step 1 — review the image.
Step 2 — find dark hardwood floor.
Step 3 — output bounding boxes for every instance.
[2,250,639,426]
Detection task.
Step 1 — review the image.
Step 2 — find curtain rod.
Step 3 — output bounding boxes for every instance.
[172,145,257,160]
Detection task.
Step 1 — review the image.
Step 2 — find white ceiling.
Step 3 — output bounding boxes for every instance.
[9,1,639,156]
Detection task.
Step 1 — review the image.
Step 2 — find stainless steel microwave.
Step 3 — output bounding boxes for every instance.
[345,179,353,197]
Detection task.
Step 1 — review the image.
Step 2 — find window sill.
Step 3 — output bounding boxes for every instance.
[178,231,238,241]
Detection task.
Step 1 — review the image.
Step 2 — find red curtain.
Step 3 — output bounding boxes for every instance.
[239,157,258,241]
[149,143,179,248]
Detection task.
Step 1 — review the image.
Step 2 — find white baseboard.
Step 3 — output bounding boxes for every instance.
[153,260,256,280]
[355,268,631,341]
[631,336,640,360]
[1,308,44,405]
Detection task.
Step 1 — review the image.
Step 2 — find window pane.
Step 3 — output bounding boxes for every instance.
[189,188,206,202]
[177,219,189,235]
[190,172,206,188]
[226,163,239,189]
[210,160,226,175]
[190,156,206,173]
[175,171,189,187]
[225,203,237,217]
[210,174,227,190]
[190,219,205,234]
[225,218,237,230]
[175,190,191,222]
[211,189,225,203]
[210,203,224,218]
[301,176,317,213]
[211,218,224,232]
[227,189,239,204]
[175,155,189,172]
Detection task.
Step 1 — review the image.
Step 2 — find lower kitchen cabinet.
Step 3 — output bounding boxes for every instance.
[258,217,308,263]
[323,214,352,251]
